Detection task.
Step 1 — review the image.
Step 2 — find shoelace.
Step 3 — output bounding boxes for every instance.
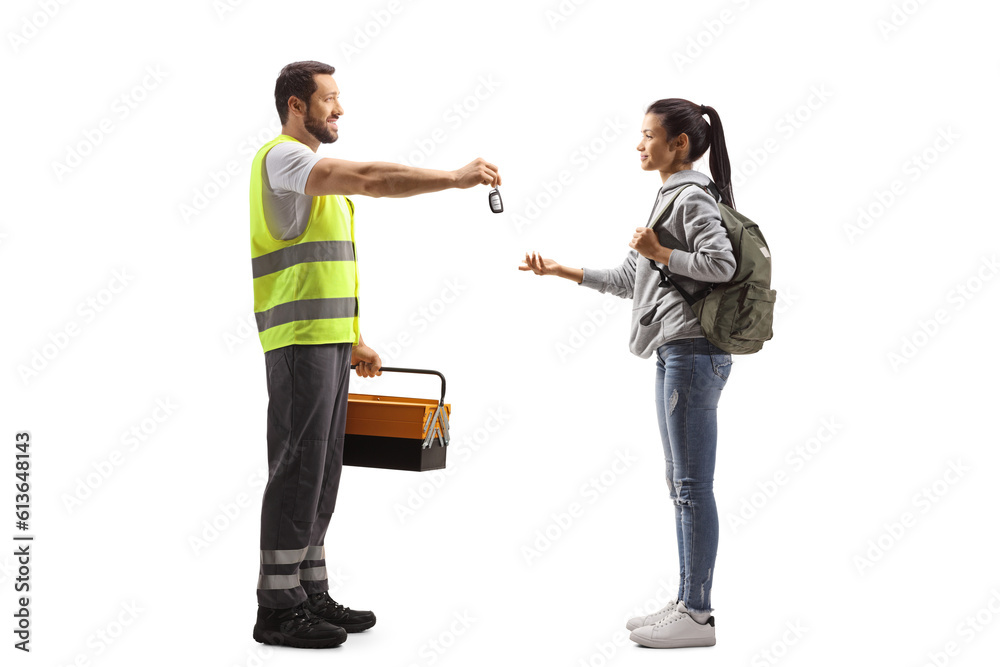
[310,594,351,620]
[649,601,677,619]
[281,605,326,633]
[652,609,686,628]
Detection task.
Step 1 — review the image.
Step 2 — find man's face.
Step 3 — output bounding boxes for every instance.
[302,74,344,144]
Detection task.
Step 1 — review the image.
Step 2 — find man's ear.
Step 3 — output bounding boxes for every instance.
[288,96,307,119]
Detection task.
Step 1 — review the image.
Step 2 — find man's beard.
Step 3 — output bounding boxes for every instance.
[304,105,337,144]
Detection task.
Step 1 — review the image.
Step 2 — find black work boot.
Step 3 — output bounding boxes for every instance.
[305,591,377,633]
[253,601,348,648]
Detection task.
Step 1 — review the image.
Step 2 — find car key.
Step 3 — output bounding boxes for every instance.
[488,187,503,214]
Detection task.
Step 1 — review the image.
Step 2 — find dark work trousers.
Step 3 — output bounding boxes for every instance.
[257,342,351,609]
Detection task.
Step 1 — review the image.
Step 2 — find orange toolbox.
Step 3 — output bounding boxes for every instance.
[343,366,450,471]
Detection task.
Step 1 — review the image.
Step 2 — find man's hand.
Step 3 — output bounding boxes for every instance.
[351,341,382,378]
[452,158,501,189]
[630,228,672,264]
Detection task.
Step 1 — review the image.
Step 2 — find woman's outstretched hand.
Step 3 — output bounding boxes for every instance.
[519,251,561,276]
[519,252,584,284]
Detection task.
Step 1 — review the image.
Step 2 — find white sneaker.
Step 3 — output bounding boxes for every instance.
[628,601,716,648]
[625,598,678,631]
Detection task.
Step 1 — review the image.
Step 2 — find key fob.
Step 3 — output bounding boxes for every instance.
[488,187,503,214]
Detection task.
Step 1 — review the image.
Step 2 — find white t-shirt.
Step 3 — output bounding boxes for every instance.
[261,141,325,240]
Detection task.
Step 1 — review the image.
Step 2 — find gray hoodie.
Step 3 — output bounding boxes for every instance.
[579,169,736,359]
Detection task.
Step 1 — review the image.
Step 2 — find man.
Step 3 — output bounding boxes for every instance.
[250,60,501,649]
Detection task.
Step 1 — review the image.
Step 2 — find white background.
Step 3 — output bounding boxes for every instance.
[3,0,999,665]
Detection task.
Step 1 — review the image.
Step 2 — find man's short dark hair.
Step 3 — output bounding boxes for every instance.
[274,61,336,125]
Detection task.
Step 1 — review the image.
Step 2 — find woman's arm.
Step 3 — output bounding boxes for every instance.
[630,192,735,284]
[519,252,583,283]
[520,251,637,299]
[666,193,736,283]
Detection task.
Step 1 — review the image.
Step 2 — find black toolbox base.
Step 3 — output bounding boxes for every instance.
[343,434,446,471]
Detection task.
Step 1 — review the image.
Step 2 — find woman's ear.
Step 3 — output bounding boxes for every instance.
[671,132,689,157]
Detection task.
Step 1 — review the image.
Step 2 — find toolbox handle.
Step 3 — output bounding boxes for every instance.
[349,365,446,405]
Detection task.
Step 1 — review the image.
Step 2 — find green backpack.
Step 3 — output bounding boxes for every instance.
[647,182,776,355]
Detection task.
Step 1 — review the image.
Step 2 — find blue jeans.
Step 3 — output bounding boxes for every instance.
[654,337,732,615]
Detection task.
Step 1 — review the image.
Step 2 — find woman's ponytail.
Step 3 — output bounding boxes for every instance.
[699,104,735,210]
[646,99,736,210]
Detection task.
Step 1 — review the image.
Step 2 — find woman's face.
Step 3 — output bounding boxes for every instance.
[637,113,688,175]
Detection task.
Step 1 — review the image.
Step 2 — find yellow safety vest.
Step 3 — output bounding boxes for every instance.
[249,134,360,352]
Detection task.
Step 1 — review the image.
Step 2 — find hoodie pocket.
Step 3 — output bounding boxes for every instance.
[635,295,672,343]
[638,302,660,327]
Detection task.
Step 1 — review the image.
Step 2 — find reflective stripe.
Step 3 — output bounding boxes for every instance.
[299,566,327,581]
[304,545,325,561]
[255,297,358,332]
[252,240,356,279]
[250,136,361,353]
[260,547,309,565]
[257,573,300,590]
[252,261,357,313]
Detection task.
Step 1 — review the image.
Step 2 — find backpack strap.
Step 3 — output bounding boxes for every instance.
[702,180,722,203]
[644,182,717,308]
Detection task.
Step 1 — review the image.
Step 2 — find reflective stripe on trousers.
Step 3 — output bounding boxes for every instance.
[257,343,351,609]
[258,546,327,590]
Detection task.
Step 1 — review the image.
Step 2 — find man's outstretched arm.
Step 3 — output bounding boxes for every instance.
[305,157,501,198]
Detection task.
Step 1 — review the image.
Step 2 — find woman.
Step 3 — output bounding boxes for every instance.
[519,99,736,649]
